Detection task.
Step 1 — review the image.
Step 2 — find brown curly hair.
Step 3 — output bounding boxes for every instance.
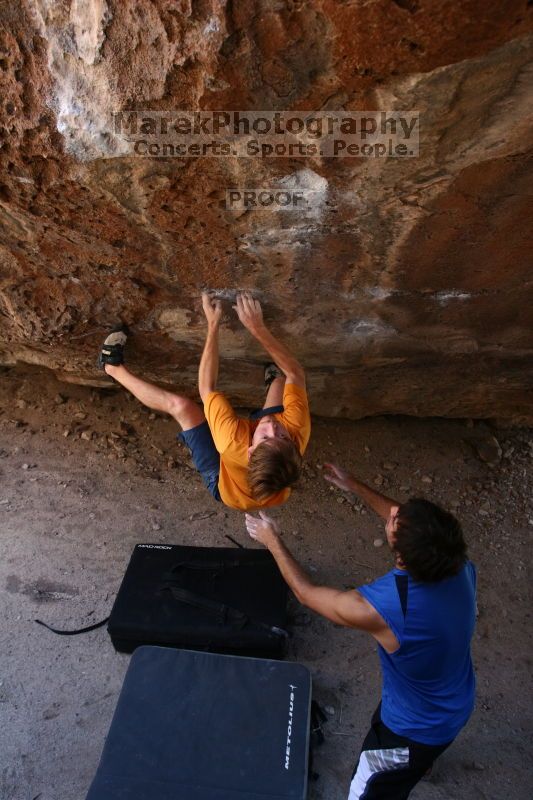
[394,498,467,582]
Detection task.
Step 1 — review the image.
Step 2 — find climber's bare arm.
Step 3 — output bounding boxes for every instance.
[233,292,305,388]
[198,293,222,401]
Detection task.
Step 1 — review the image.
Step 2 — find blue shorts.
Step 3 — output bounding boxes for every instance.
[178,421,221,502]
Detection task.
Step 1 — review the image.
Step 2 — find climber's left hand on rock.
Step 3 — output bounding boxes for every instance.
[202,292,223,328]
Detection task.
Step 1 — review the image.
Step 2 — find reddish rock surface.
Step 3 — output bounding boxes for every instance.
[0,1,532,421]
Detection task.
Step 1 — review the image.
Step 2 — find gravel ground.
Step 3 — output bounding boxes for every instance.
[0,365,531,800]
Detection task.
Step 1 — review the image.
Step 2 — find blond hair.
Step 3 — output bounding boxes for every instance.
[248,438,302,501]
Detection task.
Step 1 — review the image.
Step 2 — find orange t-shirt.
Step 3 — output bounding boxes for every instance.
[204,383,311,511]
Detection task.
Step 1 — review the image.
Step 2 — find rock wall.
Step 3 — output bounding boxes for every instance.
[0,1,532,421]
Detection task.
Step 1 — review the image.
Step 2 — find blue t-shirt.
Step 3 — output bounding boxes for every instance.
[358,561,476,745]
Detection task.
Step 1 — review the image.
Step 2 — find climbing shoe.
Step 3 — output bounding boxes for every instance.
[264,362,283,387]
[98,325,129,370]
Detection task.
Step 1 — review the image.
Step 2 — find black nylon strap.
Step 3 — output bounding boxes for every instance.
[161,585,248,628]
[224,534,244,548]
[35,617,109,635]
[249,404,284,420]
[160,583,288,642]
[168,557,271,573]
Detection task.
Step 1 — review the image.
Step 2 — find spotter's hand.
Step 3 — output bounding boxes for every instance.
[323,462,354,493]
[245,511,280,548]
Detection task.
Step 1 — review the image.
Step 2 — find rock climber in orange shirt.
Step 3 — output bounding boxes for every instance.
[99,292,311,511]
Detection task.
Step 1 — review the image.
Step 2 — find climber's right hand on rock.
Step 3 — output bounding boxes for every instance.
[233,291,264,334]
